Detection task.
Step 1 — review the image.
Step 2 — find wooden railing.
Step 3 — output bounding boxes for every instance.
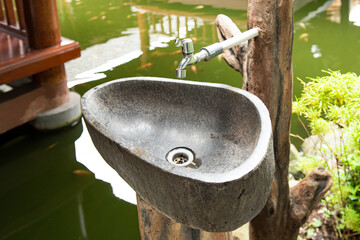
[0,0,26,39]
[0,0,81,85]
[0,0,81,133]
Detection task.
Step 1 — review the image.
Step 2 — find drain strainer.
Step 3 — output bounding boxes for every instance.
[166,147,195,167]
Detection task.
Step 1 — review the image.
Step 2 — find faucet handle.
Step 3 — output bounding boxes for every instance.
[175,38,194,54]
[175,38,194,55]
[175,38,182,47]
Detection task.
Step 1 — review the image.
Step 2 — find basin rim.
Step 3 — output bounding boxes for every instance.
[81,76,273,184]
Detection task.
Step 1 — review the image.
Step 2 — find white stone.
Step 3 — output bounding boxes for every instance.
[32,91,81,130]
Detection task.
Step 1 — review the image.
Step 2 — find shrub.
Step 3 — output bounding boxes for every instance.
[293,70,360,237]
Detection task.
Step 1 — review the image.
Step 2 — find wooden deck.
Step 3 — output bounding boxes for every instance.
[0,0,81,134]
[0,34,80,85]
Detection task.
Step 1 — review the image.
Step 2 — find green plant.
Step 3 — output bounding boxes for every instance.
[293,70,360,238]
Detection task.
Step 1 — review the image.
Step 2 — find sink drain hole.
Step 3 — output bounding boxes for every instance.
[173,153,189,164]
[166,148,195,167]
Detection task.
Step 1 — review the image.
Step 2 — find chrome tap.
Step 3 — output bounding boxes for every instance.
[175,38,209,79]
[175,28,259,79]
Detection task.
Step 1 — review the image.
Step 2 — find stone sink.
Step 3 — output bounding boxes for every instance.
[81,77,274,232]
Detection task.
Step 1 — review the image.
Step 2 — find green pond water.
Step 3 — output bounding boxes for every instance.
[1,0,360,239]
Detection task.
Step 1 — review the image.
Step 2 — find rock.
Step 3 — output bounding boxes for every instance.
[301,135,321,157]
[289,144,305,179]
[301,127,342,170]
[289,174,299,188]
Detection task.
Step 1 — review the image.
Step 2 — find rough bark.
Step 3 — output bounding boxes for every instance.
[288,167,333,239]
[215,3,333,238]
[137,195,232,240]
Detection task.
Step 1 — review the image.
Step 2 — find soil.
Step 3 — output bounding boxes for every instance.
[298,203,360,240]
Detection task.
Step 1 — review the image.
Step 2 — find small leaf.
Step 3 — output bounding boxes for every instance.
[349,195,358,201]
[312,219,322,228]
[306,228,315,238]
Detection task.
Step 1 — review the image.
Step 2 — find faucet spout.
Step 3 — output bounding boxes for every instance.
[178,54,193,69]
[176,50,208,79]
[176,68,187,79]
[175,28,259,78]
[176,54,196,79]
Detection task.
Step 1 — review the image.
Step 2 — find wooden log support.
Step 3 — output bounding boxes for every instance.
[215,2,333,239]
[137,195,232,240]
[0,0,26,38]
[21,0,66,87]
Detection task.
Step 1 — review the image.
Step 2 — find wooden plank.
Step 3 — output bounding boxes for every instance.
[0,33,23,62]
[14,0,25,30]
[4,0,16,26]
[0,23,26,39]
[0,39,81,84]
[0,0,5,21]
[0,31,25,62]
[0,31,9,62]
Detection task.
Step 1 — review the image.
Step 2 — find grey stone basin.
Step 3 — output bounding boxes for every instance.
[81,77,274,232]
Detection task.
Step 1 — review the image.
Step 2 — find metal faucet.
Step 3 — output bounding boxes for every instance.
[175,28,259,79]
[175,38,217,79]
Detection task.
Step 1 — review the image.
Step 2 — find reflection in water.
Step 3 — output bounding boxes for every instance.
[77,193,88,239]
[0,121,140,239]
[138,11,150,65]
[298,0,335,23]
[350,0,360,25]
[74,119,136,204]
[66,7,208,85]
[311,44,322,58]
[168,0,248,10]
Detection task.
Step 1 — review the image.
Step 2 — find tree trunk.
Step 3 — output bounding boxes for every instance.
[137,195,232,240]
[215,0,333,238]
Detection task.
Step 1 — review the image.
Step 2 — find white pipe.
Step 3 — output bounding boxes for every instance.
[219,28,259,51]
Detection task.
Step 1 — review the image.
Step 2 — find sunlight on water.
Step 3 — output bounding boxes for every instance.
[66,6,207,86]
[74,120,137,204]
[350,4,360,25]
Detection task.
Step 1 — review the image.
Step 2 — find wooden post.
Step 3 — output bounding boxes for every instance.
[137,195,232,240]
[215,0,333,238]
[245,1,333,238]
[21,0,69,90]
